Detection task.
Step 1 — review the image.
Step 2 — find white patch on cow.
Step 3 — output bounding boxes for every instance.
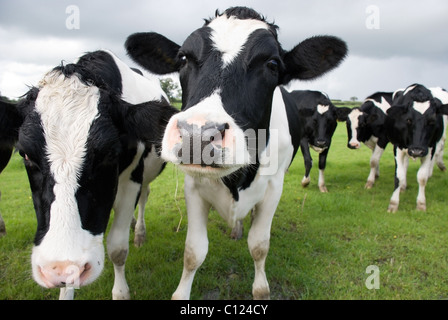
[103,50,169,104]
[430,87,448,104]
[348,109,363,148]
[413,101,430,114]
[365,96,391,114]
[208,14,269,68]
[32,69,104,287]
[317,104,329,114]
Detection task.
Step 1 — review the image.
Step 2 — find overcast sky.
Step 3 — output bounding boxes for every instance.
[0,0,447,101]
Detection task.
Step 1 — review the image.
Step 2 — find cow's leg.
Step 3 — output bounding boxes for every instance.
[248,177,283,300]
[300,139,312,188]
[107,179,141,300]
[416,153,433,211]
[434,115,447,173]
[0,191,5,237]
[318,148,329,193]
[134,184,149,247]
[0,213,5,237]
[388,148,407,213]
[172,178,211,300]
[230,219,244,240]
[365,145,384,189]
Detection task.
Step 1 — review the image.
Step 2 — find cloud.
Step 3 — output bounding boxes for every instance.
[0,0,447,100]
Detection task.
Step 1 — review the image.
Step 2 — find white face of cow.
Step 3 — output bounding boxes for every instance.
[27,70,105,288]
[347,108,364,149]
[14,68,127,289]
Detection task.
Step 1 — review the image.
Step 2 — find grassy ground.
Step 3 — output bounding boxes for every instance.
[1,119,448,300]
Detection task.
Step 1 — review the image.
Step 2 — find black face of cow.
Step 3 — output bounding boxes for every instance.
[304,105,350,150]
[126,7,347,178]
[387,84,448,157]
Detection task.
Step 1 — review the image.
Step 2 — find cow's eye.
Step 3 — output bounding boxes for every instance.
[266,59,279,72]
[179,55,188,67]
[407,118,412,125]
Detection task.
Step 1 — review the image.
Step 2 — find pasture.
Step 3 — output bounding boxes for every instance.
[1,115,448,300]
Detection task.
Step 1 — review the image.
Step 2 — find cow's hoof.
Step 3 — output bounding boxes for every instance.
[416,202,426,212]
[364,181,374,189]
[133,233,146,247]
[387,202,398,213]
[301,177,310,188]
[319,185,328,193]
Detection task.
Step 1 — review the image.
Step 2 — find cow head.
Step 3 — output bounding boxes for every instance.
[346,108,378,149]
[301,102,350,151]
[126,6,347,178]
[0,65,175,289]
[387,84,448,157]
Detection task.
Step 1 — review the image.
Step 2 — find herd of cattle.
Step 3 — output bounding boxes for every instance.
[0,7,447,300]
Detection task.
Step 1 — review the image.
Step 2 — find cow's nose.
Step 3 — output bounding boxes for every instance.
[408,147,427,158]
[38,261,91,288]
[348,141,360,149]
[315,139,327,148]
[176,121,229,166]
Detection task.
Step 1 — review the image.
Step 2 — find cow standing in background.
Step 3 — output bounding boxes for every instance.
[346,92,393,189]
[290,90,350,192]
[0,50,178,299]
[386,83,448,212]
[126,6,347,299]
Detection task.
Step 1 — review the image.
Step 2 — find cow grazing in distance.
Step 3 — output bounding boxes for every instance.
[346,92,393,189]
[290,90,350,192]
[126,6,347,299]
[386,83,448,212]
[0,50,178,299]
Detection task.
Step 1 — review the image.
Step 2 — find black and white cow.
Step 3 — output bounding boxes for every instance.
[346,92,393,189]
[126,6,347,299]
[0,50,178,299]
[386,83,448,212]
[290,90,350,192]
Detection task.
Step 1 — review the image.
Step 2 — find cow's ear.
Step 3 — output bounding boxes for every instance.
[335,107,352,122]
[280,36,348,85]
[438,104,448,115]
[110,97,178,147]
[0,99,23,173]
[125,32,181,75]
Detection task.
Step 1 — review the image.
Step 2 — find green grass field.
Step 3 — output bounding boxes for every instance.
[1,118,448,300]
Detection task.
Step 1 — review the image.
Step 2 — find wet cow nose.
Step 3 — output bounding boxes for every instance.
[38,261,91,288]
[176,121,229,166]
